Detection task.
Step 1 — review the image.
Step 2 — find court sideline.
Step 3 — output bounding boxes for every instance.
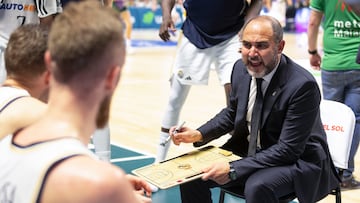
[109,29,360,202]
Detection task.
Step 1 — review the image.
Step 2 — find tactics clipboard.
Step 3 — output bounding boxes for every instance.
[132,145,241,189]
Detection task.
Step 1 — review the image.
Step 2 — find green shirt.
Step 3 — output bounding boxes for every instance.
[310,0,360,70]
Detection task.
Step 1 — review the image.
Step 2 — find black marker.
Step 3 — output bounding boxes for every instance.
[160,121,186,146]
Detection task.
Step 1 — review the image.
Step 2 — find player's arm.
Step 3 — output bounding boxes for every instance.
[238,0,263,38]
[37,0,62,26]
[161,0,176,17]
[159,0,176,41]
[245,0,263,22]
[0,97,47,139]
[39,15,57,26]
[40,156,151,203]
[126,174,152,197]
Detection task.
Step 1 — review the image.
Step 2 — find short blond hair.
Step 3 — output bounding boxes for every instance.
[48,0,125,84]
[5,24,49,79]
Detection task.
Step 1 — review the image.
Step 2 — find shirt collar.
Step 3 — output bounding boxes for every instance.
[261,58,280,93]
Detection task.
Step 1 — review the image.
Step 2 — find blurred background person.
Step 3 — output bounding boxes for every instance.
[0,1,152,202]
[0,0,61,84]
[307,0,360,190]
[113,0,135,53]
[155,0,263,162]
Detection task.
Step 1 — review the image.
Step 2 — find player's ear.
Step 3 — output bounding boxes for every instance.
[44,50,53,74]
[277,40,285,53]
[105,65,121,91]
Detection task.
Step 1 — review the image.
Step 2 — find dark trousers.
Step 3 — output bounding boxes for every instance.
[180,165,295,203]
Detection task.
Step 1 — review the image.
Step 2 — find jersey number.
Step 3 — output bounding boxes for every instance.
[17,16,26,25]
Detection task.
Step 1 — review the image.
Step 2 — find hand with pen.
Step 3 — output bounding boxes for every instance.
[168,123,232,185]
[168,123,203,146]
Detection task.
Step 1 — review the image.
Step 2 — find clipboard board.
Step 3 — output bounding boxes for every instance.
[132,145,241,189]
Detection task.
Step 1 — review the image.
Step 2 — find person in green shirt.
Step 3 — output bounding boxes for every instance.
[345,0,360,64]
[307,0,360,190]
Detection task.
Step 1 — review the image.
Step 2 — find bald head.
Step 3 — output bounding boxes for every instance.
[242,16,284,44]
[240,15,285,78]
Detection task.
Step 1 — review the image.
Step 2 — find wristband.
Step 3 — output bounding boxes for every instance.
[308,49,318,55]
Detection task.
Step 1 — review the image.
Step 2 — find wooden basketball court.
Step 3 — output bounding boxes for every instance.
[109,29,360,202]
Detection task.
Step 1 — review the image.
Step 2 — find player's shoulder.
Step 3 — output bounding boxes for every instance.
[0,96,46,125]
[0,97,46,138]
[41,155,132,203]
[53,155,129,188]
[11,96,46,110]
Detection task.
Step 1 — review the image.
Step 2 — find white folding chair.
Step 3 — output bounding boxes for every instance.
[218,100,355,203]
[320,100,355,170]
[320,99,356,203]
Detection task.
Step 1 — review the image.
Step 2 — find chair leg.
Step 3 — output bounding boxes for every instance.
[219,189,225,203]
[336,187,341,203]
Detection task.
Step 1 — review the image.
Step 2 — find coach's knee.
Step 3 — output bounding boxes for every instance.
[244,178,276,203]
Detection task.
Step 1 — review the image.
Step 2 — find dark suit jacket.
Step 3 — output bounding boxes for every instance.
[194,55,340,202]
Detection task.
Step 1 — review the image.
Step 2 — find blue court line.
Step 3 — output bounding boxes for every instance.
[131,39,177,48]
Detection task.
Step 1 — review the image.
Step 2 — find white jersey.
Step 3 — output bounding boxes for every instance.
[0,136,97,203]
[0,0,62,83]
[0,86,30,112]
[0,0,62,47]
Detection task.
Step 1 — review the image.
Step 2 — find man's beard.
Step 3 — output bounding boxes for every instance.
[96,95,112,128]
[246,53,279,78]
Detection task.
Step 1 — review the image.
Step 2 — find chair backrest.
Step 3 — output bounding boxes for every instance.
[320,100,355,169]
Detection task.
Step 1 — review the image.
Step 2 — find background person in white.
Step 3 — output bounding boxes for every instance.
[0,1,152,202]
[156,0,263,162]
[0,0,62,84]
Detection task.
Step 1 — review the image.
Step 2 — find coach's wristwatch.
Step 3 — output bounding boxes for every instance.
[228,162,237,181]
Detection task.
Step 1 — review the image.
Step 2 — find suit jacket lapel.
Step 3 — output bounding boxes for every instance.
[237,68,252,118]
[261,55,288,126]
